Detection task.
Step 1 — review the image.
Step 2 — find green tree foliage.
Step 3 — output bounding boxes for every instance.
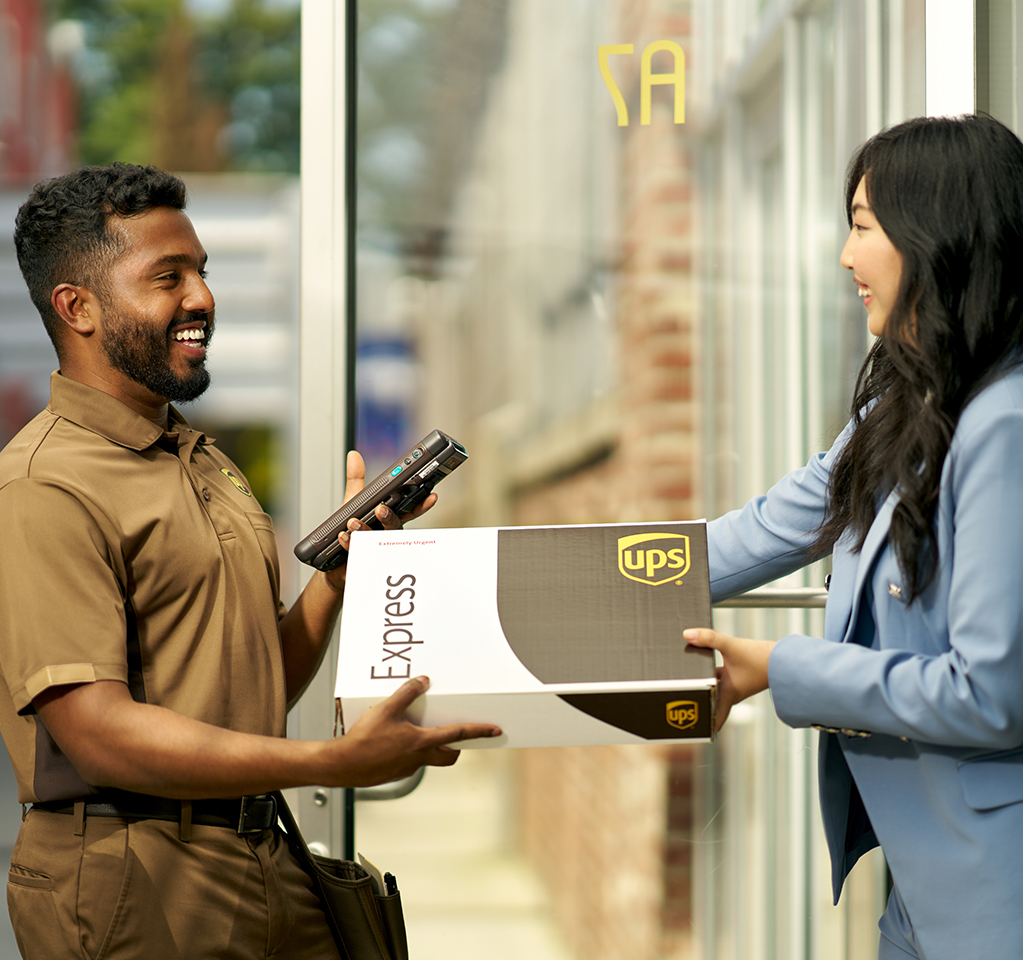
[54,0,300,173]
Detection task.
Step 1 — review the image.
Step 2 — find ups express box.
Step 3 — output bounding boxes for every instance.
[335,521,717,748]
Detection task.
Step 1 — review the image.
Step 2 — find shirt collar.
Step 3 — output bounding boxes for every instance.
[46,371,205,451]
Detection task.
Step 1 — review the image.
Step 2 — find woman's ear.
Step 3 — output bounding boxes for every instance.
[51,284,99,336]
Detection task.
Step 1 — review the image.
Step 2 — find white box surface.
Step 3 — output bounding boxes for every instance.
[336,521,716,747]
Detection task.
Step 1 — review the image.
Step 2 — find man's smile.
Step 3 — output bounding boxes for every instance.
[169,318,212,358]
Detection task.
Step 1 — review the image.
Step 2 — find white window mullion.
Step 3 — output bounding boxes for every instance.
[782,18,804,479]
[865,0,884,133]
[926,0,976,115]
[887,0,906,124]
[295,0,351,858]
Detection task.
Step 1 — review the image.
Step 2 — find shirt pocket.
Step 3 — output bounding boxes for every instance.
[957,746,1023,811]
[245,511,283,613]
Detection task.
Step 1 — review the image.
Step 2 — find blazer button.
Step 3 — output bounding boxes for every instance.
[888,583,902,601]
[202,488,211,502]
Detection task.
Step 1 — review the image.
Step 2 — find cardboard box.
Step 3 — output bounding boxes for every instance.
[335,521,717,748]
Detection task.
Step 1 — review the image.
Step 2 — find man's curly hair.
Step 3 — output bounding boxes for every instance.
[13,163,187,356]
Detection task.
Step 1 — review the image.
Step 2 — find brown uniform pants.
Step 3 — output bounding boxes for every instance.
[7,809,342,960]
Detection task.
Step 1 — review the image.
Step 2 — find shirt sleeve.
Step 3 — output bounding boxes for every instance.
[0,478,129,713]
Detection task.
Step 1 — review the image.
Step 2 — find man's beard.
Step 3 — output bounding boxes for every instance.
[100,308,214,404]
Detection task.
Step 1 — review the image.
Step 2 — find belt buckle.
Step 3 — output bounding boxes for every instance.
[237,794,277,834]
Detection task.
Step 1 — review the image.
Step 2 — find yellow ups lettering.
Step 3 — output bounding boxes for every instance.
[645,549,667,577]
[667,548,686,568]
[623,550,645,571]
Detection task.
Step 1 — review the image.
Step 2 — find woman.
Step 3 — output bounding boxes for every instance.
[685,114,1023,960]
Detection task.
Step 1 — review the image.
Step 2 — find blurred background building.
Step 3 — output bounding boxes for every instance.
[1,1,1018,959]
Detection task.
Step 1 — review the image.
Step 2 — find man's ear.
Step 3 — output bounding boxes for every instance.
[51,284,99,335]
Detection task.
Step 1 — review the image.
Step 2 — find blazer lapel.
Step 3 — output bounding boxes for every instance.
[833,488,900,645]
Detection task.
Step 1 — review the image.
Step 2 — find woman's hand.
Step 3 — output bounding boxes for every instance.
[683,629,777,731]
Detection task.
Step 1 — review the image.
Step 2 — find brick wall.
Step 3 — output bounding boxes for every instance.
[516,744,673,960]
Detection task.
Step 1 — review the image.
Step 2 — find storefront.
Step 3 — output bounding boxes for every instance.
[294,2,1015,958]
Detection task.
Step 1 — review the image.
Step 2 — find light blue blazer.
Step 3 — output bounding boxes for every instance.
[707,363,1023,960]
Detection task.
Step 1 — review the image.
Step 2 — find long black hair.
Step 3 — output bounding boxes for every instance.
[815,115,1023,599]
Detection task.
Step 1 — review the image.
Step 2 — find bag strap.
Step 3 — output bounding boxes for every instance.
[274,793,349,955]
[274,791,310,859]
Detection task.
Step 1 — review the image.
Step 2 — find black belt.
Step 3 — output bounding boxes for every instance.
[32,789,278,834]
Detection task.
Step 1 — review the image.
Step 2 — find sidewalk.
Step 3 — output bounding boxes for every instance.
[353,748,574,960]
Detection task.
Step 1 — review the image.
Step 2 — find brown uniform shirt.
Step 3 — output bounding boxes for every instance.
[0,372,288,803]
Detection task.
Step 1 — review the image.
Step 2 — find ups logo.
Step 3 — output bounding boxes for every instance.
[220,468,252,497]
[666,700,698,731]
[617,532,690,585]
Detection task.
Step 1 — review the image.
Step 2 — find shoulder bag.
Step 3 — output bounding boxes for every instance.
[276,792,409,960]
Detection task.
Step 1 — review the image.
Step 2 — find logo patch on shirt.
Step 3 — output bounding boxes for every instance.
[221,468,252,497]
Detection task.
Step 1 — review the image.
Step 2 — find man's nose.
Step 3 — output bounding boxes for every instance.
[185,275,215,314]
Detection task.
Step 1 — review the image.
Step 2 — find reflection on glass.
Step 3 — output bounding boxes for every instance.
[356,0,622,496]
[353,2,931,960]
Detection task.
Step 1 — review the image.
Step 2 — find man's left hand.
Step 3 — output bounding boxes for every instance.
[323,449,438,589]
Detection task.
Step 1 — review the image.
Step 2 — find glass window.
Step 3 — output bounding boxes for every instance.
[344,2,928,959]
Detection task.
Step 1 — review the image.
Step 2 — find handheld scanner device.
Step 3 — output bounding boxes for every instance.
[294,429,468,571]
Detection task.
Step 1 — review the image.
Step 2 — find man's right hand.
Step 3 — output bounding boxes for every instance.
[328,676,502,786]
[34,676,501,799]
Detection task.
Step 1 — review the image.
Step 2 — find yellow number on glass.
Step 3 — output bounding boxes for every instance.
[598,44,633,126]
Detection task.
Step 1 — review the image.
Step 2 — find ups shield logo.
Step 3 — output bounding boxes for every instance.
[220,468,252,497]
[666,700,699,731]
[617,533,690,585]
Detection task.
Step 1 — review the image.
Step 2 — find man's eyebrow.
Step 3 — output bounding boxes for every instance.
[146,253,209,271]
